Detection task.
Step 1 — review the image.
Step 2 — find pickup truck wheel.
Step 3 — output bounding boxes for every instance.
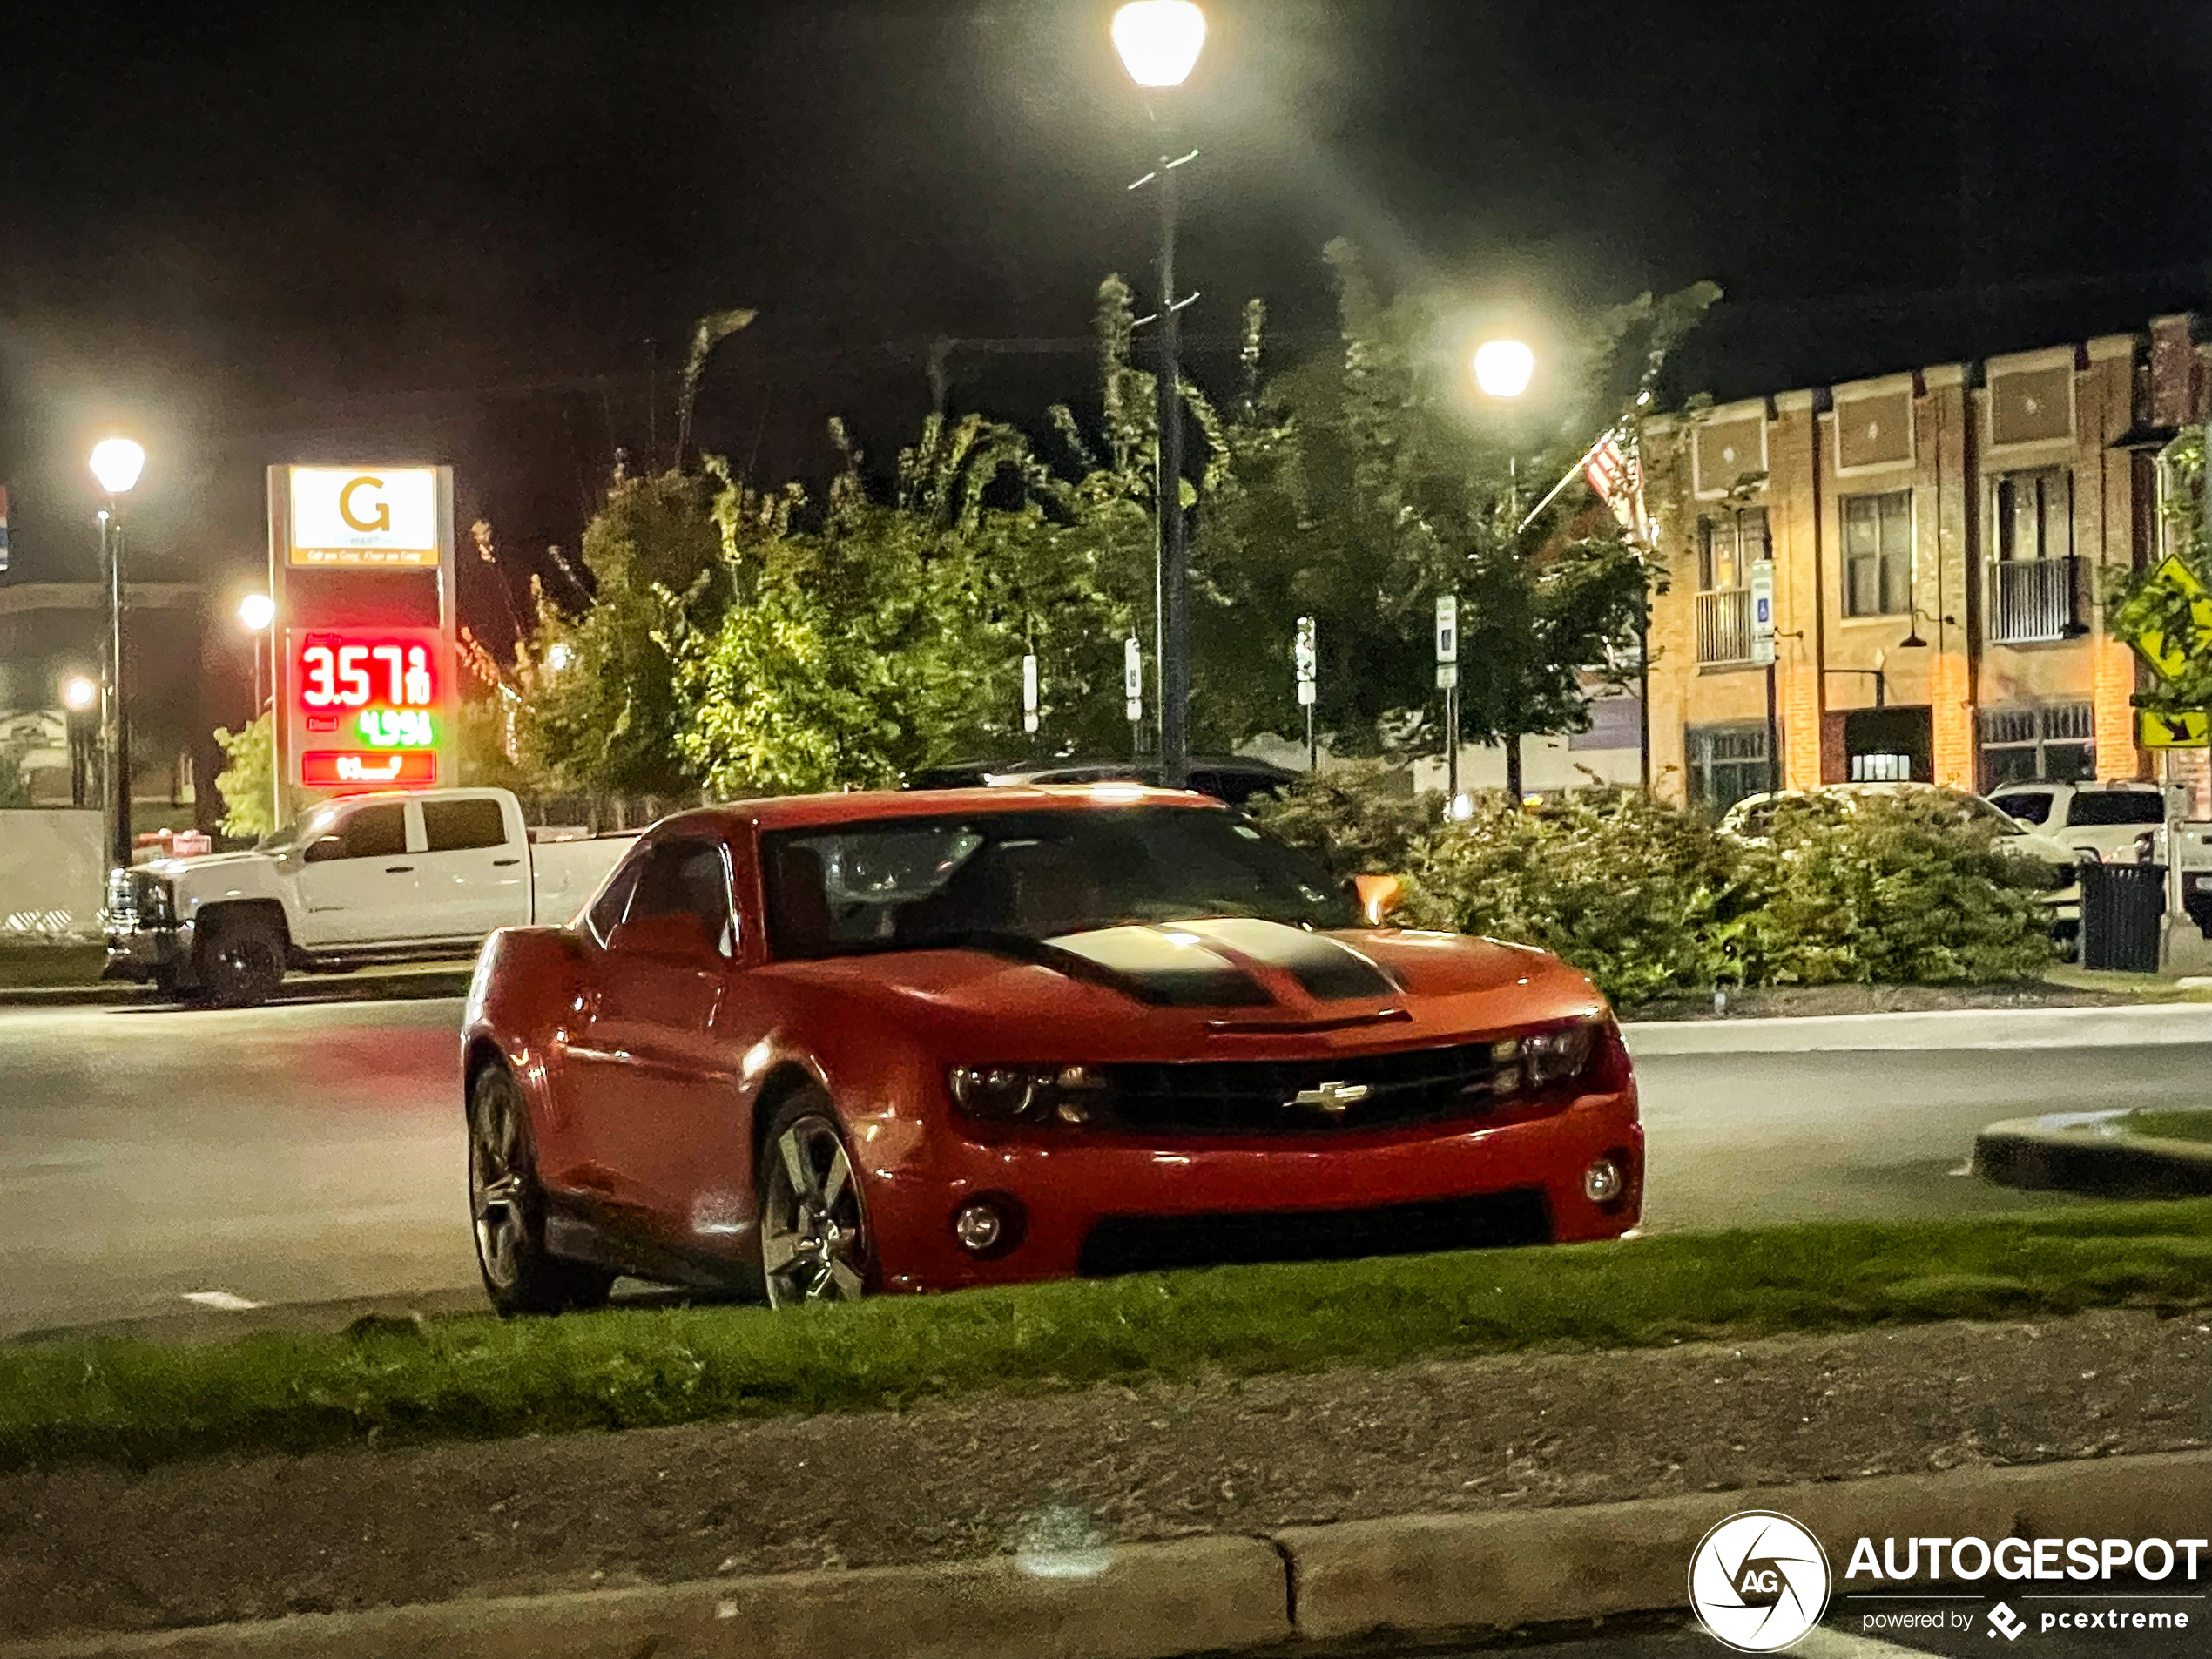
[192,914,286,1008]
[469,1064,616,1317]
[758,1090,873,1309]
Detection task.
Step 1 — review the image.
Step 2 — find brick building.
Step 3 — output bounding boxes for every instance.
[1639,314,2210,813]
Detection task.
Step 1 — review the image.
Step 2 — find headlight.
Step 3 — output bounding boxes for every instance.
[948,1064,1104,1125]
[1490,1022,1596,1095]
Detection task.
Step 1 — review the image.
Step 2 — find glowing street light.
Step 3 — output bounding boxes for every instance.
[89,435,145,869]
[1111,1,1207,88]
[61,675,99,713]
[89,436,146,496]
[544,641,575,674]
[237,591,274,633]
[1472,338,1535,400]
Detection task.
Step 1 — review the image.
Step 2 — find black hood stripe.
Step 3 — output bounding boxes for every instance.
[1170,918,1400,1002]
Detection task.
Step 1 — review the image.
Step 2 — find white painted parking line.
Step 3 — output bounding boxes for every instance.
[1623,1001,2212,1055]
[180,1291,263,1312]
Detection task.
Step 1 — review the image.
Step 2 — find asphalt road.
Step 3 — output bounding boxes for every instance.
[1,997,2202,1339]
[1415,1601,2207,1657]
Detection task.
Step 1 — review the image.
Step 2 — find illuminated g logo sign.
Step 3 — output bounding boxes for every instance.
[338,475,391,533]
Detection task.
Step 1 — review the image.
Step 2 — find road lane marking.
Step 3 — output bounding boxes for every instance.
[180,1291,263,1311]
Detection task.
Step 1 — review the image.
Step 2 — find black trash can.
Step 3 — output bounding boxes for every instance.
[2079,860,2165,974]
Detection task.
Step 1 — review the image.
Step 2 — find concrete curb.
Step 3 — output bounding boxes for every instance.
[8,1453,2206,1659]
[0,1534,1291,1659]
[1623,1001,2212,1055]
[0,968,475,1011]
[1975,1111,2212,1197]
[1283,1449,2212,1644]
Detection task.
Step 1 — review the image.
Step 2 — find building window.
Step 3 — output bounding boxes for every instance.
[1994,469,2069,562]
[1699,507,1768,592]
[1687,723,1770,812]
[1977,702,2094,791]
[1696,508,1767,664]
[1841,491,1912,617]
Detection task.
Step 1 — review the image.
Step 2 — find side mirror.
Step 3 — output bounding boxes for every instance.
[303,834,346,864]
[1353,873,1405,927]
[610,910,721,960]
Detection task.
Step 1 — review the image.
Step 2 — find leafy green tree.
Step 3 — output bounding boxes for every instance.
[516,468,725,798]
[1193,244,1716,785]
[212,713,277,837]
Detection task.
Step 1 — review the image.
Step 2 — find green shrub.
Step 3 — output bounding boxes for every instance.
[1405,790,1764,1004]
[1251,771,2055,1003]
[1742,792,2057,985]
[1246,764,1440,884]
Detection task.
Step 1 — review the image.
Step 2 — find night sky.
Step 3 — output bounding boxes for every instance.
[3,0,2209,701]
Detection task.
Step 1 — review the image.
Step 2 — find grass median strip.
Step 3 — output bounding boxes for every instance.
[4,1198,2209,1474]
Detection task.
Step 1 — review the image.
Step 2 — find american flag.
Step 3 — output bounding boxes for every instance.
[1581,430,1644,536]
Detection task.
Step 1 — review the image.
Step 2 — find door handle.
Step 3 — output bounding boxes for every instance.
[492,857,521,867]
[385,864,415,873]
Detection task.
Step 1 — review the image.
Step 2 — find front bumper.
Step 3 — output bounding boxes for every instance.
[869,1085,1643,1293]
[103,921,192,984]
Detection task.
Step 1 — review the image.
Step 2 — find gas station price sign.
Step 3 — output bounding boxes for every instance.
[287,627,446,790]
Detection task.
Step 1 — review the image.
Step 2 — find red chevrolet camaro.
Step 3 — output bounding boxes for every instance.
[460,786,1642,1313]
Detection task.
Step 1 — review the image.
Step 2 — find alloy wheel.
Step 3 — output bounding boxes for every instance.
[469,1079,528,1291]
[760,1114,869,1307]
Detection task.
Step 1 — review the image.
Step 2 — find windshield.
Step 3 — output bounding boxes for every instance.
[760,806,1355,959]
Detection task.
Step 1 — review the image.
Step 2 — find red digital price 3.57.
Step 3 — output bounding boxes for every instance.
[287,627,448,793]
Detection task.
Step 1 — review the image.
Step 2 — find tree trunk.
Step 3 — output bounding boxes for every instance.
[1504,732,1524,803]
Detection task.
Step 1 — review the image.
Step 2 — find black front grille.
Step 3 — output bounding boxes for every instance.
[1079,1189,1552,1277]
[1097,1041,1499,1136]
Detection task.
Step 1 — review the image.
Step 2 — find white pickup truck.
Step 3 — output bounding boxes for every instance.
[103,787,637,1007]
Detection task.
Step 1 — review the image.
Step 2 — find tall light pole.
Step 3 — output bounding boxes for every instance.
[1113,1,1206,788]
[1466,340,1534,801]
[238,591,275,714]
[61,673,100,809]
[89,436,145,869]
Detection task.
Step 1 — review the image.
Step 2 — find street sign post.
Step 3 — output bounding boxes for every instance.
[1750,558,1776,666]
[1435,594,1460,801]
[1294,615,1317,772]
[2139,710,2211,749]
[1123,636,1143,758]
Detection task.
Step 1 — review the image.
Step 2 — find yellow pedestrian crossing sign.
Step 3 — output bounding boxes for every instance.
[2139,710,2211,749]
[2126,556,2212,681]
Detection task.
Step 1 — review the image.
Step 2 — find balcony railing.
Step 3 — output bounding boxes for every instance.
[1696,588,1752,664]
[1989,556,2081,644]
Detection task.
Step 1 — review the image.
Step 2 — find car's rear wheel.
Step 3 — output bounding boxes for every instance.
[469,1063,615,1316]
[192,913,286,1008]
[758,1090,873,1309]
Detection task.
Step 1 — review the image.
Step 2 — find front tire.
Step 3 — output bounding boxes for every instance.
[757,1089,873,1309]
[192,913,286,1008]
[468,1064,615,1316]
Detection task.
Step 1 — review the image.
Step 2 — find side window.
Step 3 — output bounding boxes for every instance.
[625,839,737,957]
[307,803,408,861]
[585,847,647,944]
[1998,790,2054,826]
[423,799,509,853]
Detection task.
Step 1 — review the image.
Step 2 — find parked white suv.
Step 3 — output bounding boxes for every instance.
[103,787,637,1007]
[1983,780,2186,863]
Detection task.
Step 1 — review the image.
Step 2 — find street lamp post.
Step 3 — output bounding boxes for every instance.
[238,591,275,714]
[60,674,100,809]
[89,437,145,870]
[1113,1,1206,789]
[1463,340,1534,802]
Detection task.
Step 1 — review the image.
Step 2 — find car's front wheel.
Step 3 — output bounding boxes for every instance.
[192,912,286,1008]
[757,1089,873,1309]
[468,1064,615,1316]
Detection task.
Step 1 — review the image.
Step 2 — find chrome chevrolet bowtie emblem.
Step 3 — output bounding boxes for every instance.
[1289,1080,1371,1115]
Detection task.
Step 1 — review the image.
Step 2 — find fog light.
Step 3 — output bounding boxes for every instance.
[954,1201,1005,1253]
[1583,1157,1624,1204]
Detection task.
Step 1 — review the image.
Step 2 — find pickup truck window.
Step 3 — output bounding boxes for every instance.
[424,799,508,852]
[307,804,408,862]
[1993,789,2053,826]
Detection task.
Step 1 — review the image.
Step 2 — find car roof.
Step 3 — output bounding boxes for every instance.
[654,784,1228,837]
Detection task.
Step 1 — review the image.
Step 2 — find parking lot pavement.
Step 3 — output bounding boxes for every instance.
[6,996,2209,1337]
[1414,1602,2206,1657]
